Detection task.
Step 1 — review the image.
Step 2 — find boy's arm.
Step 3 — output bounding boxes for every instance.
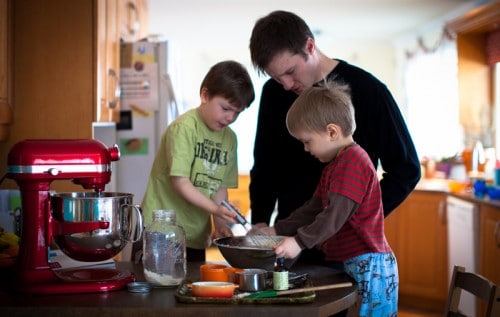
[171,176,236,223]
[294,193,358,250]
[273,196,323,236]
[212,187,234,238]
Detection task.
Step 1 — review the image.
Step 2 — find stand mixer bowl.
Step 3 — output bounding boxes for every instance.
[51,192,143,262]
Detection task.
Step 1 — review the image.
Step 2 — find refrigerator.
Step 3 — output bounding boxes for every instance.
[111,41,181,205]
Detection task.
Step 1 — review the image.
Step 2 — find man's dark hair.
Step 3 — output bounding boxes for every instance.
[249,10,314,74]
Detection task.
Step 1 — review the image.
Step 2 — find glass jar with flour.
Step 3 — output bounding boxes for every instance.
[143,209,186,286]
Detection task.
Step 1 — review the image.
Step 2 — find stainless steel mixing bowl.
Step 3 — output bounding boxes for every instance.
[51,192,143,261]
[212,236,298,271]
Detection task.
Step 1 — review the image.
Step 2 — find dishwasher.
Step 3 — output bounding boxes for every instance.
[446,196,480,317]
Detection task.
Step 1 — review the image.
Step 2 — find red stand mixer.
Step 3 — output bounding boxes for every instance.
[5,139,143,294]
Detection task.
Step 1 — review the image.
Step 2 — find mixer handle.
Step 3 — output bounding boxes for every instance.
[119,204,143,243]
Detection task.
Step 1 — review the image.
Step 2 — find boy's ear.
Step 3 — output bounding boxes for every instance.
[200,87,210,103]
[326,123,340,140]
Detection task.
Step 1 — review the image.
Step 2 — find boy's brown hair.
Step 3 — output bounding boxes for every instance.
[286,81,356,137]
[200,60,255,109]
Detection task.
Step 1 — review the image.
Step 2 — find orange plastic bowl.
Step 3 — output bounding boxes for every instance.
[190,281,237,298]
[448,180,468,193]
[200,263,229,282]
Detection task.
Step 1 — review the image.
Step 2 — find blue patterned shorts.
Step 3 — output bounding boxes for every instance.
[343,252,398,317]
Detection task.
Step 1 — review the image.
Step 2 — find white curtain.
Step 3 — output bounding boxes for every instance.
[404,36,462,160]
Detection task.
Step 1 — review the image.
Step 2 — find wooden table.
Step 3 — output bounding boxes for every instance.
[0,261,357,317]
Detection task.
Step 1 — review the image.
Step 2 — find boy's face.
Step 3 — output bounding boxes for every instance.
[292,125,340,163]
[199,92,243,132]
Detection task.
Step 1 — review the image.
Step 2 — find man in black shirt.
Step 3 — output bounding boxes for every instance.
[249,10,420,227]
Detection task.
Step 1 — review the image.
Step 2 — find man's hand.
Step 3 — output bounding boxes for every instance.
[247,223,276,236]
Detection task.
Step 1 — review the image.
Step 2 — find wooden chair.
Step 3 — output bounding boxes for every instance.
[444,265,500,317]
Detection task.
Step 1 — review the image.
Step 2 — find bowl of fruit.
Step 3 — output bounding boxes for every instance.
[0,227,20,268]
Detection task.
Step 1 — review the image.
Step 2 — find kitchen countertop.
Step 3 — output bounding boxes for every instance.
[448,191,500,208]
[0,261,357,317]
[416,178,500,209]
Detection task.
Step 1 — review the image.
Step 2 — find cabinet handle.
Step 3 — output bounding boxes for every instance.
[108,68,121,109]
[127,2,140,36]
[438,199,446,225]
[495,220,500,248]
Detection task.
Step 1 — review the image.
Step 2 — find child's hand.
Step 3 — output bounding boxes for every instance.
[216,205,237,224]
[212,215,233,239]
[274,237,301,259]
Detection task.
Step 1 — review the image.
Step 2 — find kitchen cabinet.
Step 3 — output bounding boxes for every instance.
[120,0,149,42]
[0,0,12,141]
[479,203,500,284]
[478,203,500,316]
[385,190,448,311]
[0,0,96,191]
[446,1,500,143]
[99,0,149,123]
[0,0,149,191]
[98,0,121,123]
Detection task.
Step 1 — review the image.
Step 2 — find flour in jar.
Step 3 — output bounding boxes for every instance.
[144,269,183,286]
[142,210,187,286]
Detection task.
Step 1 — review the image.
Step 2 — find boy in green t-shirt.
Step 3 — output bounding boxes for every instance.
[142,60,255,261]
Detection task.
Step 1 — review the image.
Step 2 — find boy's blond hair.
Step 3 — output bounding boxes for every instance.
[286,81,356,137]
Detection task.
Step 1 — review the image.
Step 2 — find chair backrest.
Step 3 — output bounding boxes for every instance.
[444,265,500,317]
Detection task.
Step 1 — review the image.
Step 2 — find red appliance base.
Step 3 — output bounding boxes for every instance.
[15,268,135,294]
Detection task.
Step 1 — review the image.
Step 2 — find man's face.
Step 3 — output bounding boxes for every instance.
[264,48,317,95]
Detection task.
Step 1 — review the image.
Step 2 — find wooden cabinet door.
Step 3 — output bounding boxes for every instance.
[0,0,12,141]
[0,0,96,191]
[384,209,399,255]
[478,204,500,315]
[0,0,123,190]
[119,0,149,42]
[96,0,121,123]
[479,204,500,283]
[97,0,149,123]
[446,2,500,139]
[135,0,149,39]
[389,191,448,309]
[10,0,95,138]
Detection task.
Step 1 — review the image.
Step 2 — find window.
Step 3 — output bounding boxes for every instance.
[404,37,462,161]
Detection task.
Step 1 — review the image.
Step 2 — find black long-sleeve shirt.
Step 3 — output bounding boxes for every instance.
[249,59,421,224]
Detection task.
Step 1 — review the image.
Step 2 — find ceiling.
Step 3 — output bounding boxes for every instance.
[149,0,478,49]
